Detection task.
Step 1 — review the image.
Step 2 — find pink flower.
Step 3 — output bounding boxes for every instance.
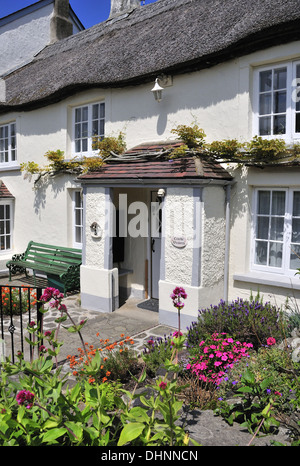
[214,361,222,367]
[267,337,276,346]
[159,381,167,390]
[16,390,35,409]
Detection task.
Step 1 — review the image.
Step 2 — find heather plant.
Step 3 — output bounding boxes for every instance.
[186,296,283,350]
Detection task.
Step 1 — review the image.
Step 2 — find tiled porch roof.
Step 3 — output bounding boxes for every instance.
[0,181,14,198]
[79,142,233,183]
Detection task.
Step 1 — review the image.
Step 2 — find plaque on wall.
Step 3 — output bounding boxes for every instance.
[171,236,187,248]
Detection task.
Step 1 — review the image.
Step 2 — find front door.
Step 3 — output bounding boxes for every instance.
[151,191,162,299]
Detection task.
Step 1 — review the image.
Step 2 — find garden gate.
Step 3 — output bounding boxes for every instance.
[0,286,44,363]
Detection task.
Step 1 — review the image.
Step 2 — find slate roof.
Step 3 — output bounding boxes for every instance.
[78,141,233,183]
[1,0,300,113]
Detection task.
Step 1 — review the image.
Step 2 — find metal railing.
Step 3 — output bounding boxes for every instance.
[0,285,44,363]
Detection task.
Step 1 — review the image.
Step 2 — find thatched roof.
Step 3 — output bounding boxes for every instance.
[1,0,300,113]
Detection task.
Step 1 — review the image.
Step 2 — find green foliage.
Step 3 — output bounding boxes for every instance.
[171,123,206,148]
[246,135,286,159]
[216,368,280,435]
[208,139,242,158]
[92,131,126,158]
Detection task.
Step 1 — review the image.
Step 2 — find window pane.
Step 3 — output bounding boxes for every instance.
[273,115,286,134]
[292,218,300,243]
[274,68,287,90]
[259,116,271,135]
[75,108,81,123]
[272,191,285,215]
[100,103,105,118]
[82,138,88,152]
[82,106,88,121]
[259,93,271,115]
[270,217,284,241]
[293,192,300,216]
[260,70,272,92]
[290,244,300,270]
[75,191,81,207]
[75,227,82,243]
[255,241,268,265]
[92,104,98,120]
[269,242,282,267]
[258,191,270,214]
[296,113,300,133]
[75,209,82,225]
[257,216,269,239]
[273,91,286,114]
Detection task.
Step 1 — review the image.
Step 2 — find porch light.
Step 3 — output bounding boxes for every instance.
[151,78,164,102]
[157,188,165,198]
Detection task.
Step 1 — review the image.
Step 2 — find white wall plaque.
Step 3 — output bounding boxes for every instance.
[171,236,187,248]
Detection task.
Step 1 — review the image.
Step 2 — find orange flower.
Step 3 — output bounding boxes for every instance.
[102,377,107,382]
[120,333,125,337]
[106,371,111,377]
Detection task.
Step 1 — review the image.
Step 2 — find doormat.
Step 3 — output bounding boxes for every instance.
[137,298,159,312]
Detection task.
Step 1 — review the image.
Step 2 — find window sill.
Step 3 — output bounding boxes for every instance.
[233,271,300,291]
[0,164,20,172]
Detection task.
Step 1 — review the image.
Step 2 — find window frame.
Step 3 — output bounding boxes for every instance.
[0,121,17,167]
[0,199,13,254]
[72,101,105,157]
[251,187,300,276]
[72,189,83,249]
[253,60,300,142]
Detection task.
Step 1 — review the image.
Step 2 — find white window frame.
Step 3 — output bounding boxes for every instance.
[72,101,105,157]
[0,199,13,254]
[253,60,300,143]
[0,121,17,167]
[72,190,83,249]
[251,187,300,276]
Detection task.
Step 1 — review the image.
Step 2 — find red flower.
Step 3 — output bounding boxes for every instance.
[159,381,167,390]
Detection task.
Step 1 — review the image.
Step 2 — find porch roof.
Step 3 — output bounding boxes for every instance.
[78,142,233,184]
[0,181,14,198]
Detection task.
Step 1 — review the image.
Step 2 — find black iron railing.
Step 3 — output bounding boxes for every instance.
[0,285,44,363]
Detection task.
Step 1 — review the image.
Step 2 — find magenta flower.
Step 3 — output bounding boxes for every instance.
[266,337,276,346]
[16,390,35,409]
[159,381,167,390]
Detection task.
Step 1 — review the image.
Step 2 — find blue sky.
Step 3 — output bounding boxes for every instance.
[0,0,158,29]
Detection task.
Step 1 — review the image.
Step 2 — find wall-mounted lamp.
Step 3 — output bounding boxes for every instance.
[157,188,165,198]
[151,78,164,102]
[151,74,173,102]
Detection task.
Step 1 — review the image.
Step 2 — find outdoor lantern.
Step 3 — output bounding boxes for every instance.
[151,78,164,102]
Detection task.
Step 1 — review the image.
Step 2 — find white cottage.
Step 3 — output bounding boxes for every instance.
[1,0,300,326]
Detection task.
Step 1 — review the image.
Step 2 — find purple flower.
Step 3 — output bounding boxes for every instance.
[16,390,35,409]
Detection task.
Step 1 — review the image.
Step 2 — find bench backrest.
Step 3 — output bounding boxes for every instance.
[24,241,82,270]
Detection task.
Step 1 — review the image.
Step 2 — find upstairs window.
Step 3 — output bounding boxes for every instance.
[73,102,105,155]
[0,122,17,165]
[254,61,300,141]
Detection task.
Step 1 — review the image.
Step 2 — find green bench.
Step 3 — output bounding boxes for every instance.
[6,241,82,294]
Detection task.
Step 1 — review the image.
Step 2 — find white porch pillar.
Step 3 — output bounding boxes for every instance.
[80,186,118,312]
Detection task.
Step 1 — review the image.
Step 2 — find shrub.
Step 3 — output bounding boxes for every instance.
[187,297,283,351]
[141,332,177,374]
[67,334,139,385]
[185,333,253,386]
[1,287,37,316]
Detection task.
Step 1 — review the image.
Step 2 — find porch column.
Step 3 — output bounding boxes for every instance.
[159,186,202,328]
[80,186,118,312]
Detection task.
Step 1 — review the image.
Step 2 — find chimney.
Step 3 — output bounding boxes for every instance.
[50,0,73,42]
[109,0,140,19]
